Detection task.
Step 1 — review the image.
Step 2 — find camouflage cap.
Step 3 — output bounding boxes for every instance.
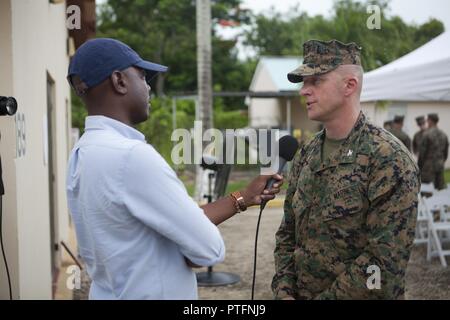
[287,39,362,83]
[393,115,405,123]
[427,113,439,123]
[415,116,425,125]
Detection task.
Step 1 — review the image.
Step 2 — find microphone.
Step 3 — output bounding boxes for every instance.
[252,134,299,299]
[260,135,299,210]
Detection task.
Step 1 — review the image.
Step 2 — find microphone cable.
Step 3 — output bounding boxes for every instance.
[251,205,265,300]
[0,196,12,300]
[250,135,298,299]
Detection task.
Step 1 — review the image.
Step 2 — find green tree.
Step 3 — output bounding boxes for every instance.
[97,0,252,97]
[414,18,445,46]
[71,90,88,134]
[243,0,444,71]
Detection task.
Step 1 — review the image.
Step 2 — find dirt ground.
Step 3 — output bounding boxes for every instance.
[197,207,281,300]
[73,205,450,300]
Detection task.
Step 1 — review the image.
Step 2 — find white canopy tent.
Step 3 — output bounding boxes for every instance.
[361,31,450,102]
[360,31,450,169]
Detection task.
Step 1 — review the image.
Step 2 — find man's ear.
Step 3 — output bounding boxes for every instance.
[69,75,89,97]
[344,77,358,97]
[110,70,128,95]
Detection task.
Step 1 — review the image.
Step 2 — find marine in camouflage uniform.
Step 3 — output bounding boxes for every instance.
[272,40,420,300]
[418,113,449,190]
[412,116,426,155]
[389,115,412,152]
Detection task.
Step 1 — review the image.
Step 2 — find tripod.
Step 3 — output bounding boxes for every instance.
[195,170,240,287]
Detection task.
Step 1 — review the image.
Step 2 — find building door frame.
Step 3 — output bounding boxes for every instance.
[46,72,59,297]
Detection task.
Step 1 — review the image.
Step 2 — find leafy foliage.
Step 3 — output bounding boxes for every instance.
[244,0,444,71]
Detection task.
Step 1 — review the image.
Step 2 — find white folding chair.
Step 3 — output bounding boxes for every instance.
[430,193,450,222]
[420,183,435,195]
[414,194,428,245]
[423,196,450,267]
[434,188,450,198]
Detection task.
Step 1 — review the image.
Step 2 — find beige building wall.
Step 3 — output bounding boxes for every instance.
[280,98,321,136]
[249,67,282,128]
[361,101,379,124]
[0,0,20,301]
[249,63,320,134]
[0,0,71,299]
[250,98,282,128]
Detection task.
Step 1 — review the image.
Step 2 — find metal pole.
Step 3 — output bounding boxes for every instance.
[195,0,213,203]
[287,98,292,134]
[172,97,177,131]
[196,0,213,131]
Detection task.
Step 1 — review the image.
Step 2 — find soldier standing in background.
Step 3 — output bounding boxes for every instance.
[412,116,427,156]
[389,115,412,151]
[418,113,449,190]
[272,39,420,300]
[383,120,392,131]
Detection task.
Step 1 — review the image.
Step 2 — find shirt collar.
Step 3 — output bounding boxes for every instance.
[308,112,367,172]
[84,115,146,142]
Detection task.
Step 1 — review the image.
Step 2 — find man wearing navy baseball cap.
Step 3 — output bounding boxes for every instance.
[66,38,283,300]
[67,38,168,125]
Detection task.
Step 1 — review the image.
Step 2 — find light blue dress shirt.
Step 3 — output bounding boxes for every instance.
[66,116,225,299]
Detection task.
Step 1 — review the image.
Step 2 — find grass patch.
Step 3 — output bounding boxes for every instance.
[181,179,251,197]
[225,180,250,194]
[445,169,450,184]
[184,183,195,197]
[179,173,195,196]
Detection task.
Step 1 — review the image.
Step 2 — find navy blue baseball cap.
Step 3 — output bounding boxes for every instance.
[67,38,168,89]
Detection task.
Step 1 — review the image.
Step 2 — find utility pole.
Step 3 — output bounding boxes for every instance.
[195,0,213,202]
[194,0,241,288]
[196,0,213,131]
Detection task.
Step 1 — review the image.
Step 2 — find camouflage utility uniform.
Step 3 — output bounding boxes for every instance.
[418,127,449,190]
[272,113,420,299]
[389,128,412,152]
[412,130,425,155]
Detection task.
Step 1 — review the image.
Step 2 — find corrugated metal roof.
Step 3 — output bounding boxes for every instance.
[259,56,303,91]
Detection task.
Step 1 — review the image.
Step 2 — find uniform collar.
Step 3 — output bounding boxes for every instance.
[308,112,367,173]
[84,115,146,142]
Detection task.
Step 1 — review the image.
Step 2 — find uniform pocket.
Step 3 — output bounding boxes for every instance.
[320,183,365,254]
[322,183,364,222]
